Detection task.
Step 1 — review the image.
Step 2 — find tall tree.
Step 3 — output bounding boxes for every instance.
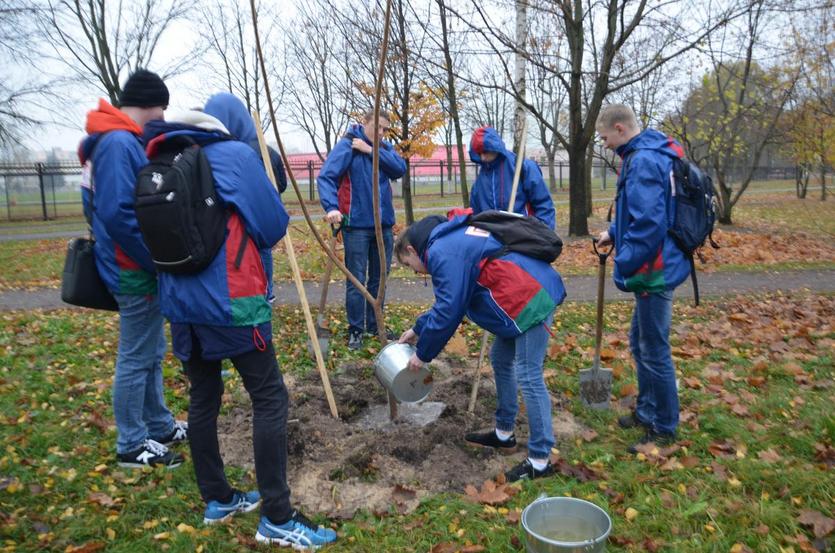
[282,0,352,160]
[444,0,748,235]
[38,0,201,104]
[665,1,801,224]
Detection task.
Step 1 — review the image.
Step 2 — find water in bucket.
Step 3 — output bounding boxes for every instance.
[535,516,599,542]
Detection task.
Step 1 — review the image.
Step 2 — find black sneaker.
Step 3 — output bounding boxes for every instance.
[464,429,517,452]
[627,430,677,454]
[504,458,554,483]
[117,439,184,469]
[347,330,364,351]
[157,420,188,447]
[618,411,651,430]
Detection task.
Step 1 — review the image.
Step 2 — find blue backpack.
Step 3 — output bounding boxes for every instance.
[668,157,718,305]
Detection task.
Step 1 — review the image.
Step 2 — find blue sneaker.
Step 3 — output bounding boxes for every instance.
[203,490,261,525]
[255,510,337,549]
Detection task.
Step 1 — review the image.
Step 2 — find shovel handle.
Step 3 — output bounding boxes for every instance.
[592,237,613,265]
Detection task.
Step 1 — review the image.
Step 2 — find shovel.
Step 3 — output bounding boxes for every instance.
[307,223,342,359]
[579,238,614,409]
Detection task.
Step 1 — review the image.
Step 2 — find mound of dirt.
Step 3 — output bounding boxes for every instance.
[217,353,586,519]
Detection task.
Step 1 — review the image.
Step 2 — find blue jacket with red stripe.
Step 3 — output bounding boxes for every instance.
[609,129,690,293]
[142,107,289,328]
[412,216,566,362]
[78,100,157,296]
[469,126,556,229]
[317,124,407,228]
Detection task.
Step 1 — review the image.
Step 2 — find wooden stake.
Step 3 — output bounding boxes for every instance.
[252,112,338,419]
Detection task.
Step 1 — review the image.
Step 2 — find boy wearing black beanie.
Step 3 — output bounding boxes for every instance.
[77,68,186,470]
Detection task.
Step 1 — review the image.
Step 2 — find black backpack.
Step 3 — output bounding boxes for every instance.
[135,135,229,274]
[467,210,563,263]
[668,157,719,305]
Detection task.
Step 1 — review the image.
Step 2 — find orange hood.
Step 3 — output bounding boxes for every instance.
[84,99,143,135]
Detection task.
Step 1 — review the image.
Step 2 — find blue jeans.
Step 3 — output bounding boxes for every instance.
[490,315,555,459]
[343,227,393,334]
[630,290,679,434]
[113,293,175,454]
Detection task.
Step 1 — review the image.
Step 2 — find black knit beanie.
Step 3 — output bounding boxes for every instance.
[407,215,447,260]
[118,69,169,108]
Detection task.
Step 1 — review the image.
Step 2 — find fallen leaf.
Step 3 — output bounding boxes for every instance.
[680,456,700,468]
[618,383,637,398]
[88,492,116,507]
[758,448,782,463]
[460,546,486,553]
[462,478,517,506]
[430,542,458,553]
[580,429,598,442]
[446,334,469,356]
[730,544,754,553]
[797,509,835,538]
[551,458,600,482]
[625,507,638,521]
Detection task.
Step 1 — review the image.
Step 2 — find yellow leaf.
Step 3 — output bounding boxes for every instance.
[176,523,196,534]
[704,523,716,533]
[153,532,170,540]
[143,520,159,529]
[106,528,115,540]
[625,507,638,522]
[728,477,742,488]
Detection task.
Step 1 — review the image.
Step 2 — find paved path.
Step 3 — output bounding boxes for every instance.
[2,268,833,311]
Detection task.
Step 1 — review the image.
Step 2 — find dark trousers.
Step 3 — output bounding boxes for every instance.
[184,341,291,523]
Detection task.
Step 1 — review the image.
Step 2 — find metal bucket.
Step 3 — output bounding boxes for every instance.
[522,497,612,553]
[374,342,433,403]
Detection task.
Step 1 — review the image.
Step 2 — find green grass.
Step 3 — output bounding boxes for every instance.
[0,295,833,552]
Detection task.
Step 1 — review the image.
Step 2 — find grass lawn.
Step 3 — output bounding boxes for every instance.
[0,294,833,552]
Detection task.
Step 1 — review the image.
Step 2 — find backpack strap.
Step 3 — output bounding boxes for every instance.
[688,254,700,306]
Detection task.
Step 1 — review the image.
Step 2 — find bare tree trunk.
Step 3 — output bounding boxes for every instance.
[795,165,809,199]
[584,140,594,218]
[546,148,557,192]
[512,0,527,153]
[403,160,414,224]
[437,0,469,207]
[821,166,828,201]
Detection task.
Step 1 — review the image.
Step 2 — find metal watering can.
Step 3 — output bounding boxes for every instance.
[374,342,433,403]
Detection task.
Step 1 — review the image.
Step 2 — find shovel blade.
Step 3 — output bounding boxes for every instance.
[579,367,613,410]
[306,328,331,360]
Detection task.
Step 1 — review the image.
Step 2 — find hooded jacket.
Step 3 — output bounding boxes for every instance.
[142,100,289,329]
[411,215,566,363]
[204,93,287,193]
[608,129,690,293]
[317,124,407,228]
[469,126,556,229]
[78,99,157,296]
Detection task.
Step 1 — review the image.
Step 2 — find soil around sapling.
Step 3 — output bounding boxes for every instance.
[217,353,586,519]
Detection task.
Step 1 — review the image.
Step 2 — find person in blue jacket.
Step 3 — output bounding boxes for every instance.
[396,215,566,482]
[78,69,187,470]
[595,104,690,453]
[202,95,287,193]
[469,126,555,229]
[143,94,336,548]
[317,111,407,350]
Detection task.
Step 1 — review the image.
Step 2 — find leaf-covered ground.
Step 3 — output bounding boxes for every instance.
[0,294,832,552]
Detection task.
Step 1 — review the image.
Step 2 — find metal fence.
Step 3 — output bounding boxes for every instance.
[0,159,801,221]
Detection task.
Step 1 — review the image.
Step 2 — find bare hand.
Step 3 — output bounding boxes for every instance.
[326,210,343,225]
[399,328,418,345]
[351,138,372,155]
[597,230,612,247]
[407,353,425,372]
